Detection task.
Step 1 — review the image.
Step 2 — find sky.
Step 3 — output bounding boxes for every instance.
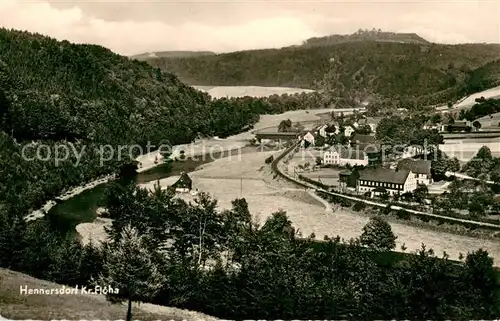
[0,0,499,56]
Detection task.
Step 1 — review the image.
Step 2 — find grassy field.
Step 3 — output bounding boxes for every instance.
[301,168,341,187]
[453,85,500,110]
[439,138,500,161]
[0,268,219,321]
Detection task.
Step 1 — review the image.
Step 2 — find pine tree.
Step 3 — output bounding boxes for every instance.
[97,225,166,321]
[359,216,397,251]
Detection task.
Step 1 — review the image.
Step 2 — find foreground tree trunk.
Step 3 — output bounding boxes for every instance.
[126,298,132,321]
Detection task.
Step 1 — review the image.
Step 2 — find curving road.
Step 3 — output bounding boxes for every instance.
[271,141,500,230]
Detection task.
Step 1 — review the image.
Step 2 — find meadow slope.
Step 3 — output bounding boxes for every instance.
[0,268,219,321]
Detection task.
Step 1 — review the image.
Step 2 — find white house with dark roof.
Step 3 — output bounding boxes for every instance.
[344,125,356,137]
[397,159,433,185]
[356,167,417,196]
[302,131,316,145]
[323,146,368,167]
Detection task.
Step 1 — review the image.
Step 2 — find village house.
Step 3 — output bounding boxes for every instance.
[301,131,316,146]
[401,145,420,159]
[323,146,369,167]
[317,124,332,138]
[397,159,433,185]
[353,118,377,133]
[356,167,417,196]
[171,171,193,193]
[344,125,356,137]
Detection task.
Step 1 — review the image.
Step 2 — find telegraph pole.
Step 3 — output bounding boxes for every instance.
[240,177,243,197]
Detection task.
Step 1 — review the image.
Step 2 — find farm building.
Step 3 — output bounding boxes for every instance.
[397,159,433,185]
[339,170,360,191]
[171,171,193,193]
[439,121,472,133]
[356,167,417,196]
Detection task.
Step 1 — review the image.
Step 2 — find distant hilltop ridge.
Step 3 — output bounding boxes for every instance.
[299,29,430,47]
[130,51,215,60]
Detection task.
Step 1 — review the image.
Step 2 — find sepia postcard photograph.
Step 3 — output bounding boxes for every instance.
[1,0,500,320]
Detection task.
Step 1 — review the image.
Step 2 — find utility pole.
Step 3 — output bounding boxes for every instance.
[240,177,243,197]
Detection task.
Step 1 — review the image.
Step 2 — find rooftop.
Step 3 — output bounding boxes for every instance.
[443,121,469,127]
[351,133,377,144]
[397,159,431,175]
[358,167,410,184]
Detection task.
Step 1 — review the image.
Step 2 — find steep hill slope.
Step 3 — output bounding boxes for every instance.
[146,42,500,103]
[0,268,219,320]
[0,28,297,216]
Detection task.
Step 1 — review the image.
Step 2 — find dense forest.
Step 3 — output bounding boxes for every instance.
[1,181,499,320]
[146,41,500,107]
[0,28,322,216]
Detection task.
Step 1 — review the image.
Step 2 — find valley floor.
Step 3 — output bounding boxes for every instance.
[81,147,500,266]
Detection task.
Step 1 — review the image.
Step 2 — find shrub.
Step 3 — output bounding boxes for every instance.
[396,209,411,220]
[353,201,367,212]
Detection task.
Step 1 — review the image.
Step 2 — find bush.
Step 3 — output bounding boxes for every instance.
[353,201,367,212]
[396,210,411,220]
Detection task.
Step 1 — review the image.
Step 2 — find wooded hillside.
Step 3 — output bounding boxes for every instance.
[0,28,298,215]
[146,42,500,104]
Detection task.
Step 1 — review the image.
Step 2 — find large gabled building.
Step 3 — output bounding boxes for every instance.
[357,167,417,196]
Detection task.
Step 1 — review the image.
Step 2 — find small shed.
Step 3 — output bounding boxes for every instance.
[172,171,193,193]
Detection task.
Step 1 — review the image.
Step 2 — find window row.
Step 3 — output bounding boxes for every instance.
[359,180,401,189]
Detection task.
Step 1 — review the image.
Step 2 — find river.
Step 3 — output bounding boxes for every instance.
[45,109,500,266]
